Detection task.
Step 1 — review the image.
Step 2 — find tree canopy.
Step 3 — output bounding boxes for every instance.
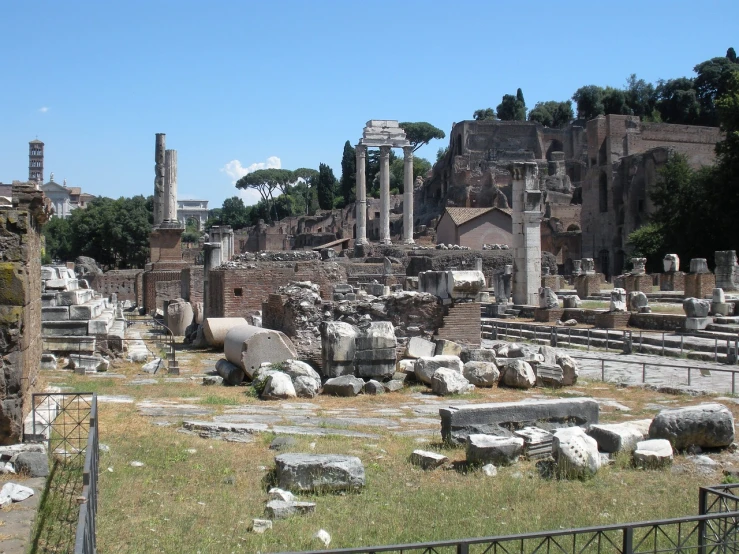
[235,168,295,222]
[398,122,446,152]
[472,108,496,121]
[496,88,527,121]
[528,100,574,128]
[316,163,337,210]
[339,141,356,205]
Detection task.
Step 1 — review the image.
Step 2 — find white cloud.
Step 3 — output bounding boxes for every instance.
[38,106,49,113]
[220,156,281,183]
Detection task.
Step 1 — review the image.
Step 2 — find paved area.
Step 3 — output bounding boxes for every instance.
[0,477,46,554]
[483,338,739,394]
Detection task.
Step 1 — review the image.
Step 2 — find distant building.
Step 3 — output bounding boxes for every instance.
[436,207,512,249]
[0,183,12,206]
[177,199,209,230]
[28,140,44,183]
[41,178,95,219]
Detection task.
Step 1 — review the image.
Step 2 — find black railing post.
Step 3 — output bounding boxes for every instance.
[457,543,470,554]
[698,488,708,554]
[623,526,634,554]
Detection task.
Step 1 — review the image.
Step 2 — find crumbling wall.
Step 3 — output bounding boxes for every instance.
[208,260,348,317]
[263,281,444,368]
[0,183,51,444]
[89,269,143,303]
[181,266,204,303]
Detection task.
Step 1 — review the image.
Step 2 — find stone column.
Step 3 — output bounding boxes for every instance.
[153,133,166,227]
[379,145,391,245]
[510,162,542,306]
[163,149,178,223]
[355,144,367,245]
[202,242,222,319]
[402,145,414,244]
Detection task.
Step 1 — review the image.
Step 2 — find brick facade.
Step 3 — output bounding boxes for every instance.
[208,261,348,317]
[181,267,204,303]
[684,273,716,299]
[89,269,143,302]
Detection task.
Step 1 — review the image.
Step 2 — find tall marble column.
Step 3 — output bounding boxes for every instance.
[355,144,367,245]
[379,145,391,245]
[510,162,542,306]
[202,242,222,319]
[153,133,166,227]
[163,149,178,224]
[402,145,414,244]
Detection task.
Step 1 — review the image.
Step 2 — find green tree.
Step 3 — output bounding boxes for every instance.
[42,216,73,262]
[316,163,336,210]
[625,74,657,119]
[473,108,496,121]
[235,168,294,222]
[728,47,737,64]
[339,141,356,206]
[293,168,319,215]
[528,100,574,128]
[496,89,526,121]
[436,146,449,162]
[389,156,432,193]
[655,77,701,124]
[220,196,251,229]
[693,55,739,126]
[572,85,605,120]
[602,87,631,116]
[398,122,446,152]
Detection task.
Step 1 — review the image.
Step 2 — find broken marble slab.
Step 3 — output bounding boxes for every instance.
[137,401,214,418]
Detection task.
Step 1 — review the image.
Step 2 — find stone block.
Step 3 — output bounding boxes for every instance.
[563,295,581,309]
[539,287,559,309]
[405,337,435,359]
[69,300,104,320]
[274,453,365,492]
[42,321,89,337]
[261,373,297,400]
[440,398,599,445]
[648,403,734,449]
[409,450,448,469]
[431,368,471,396]
[56,289,93,306]
[685,317,712,331]
[500,359,536,389]
[435,339,462,357]
[587,423,643,453]
[466,435,524,466]
[223,325,297,378]
[574,274,601,298]
[663,254,680,273]
[321,321,357,378]
[534,307,564,323]
[88,313,113,335]
[167,301,194,336]
[684,273,715,299]
[633,439,673,468]
[414,355,463,385]
[215,358,245,386]
[553,427,600,479]
[684,298,710,318]
[42,307,69,321]
[41,293,57,307]
[659,271,685,292]
[43,335,96,354]
[463,361,500,387]
[13,451,49,477]
[203,317,249,348]
[323,375,364,397]
[594,312,631,329]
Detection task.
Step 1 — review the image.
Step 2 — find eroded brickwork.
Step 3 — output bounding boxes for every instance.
[89,269,143,302]
[0,183,51,444]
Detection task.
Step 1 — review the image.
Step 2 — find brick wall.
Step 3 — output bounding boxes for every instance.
[155,280,183,308]
[143,269,182,312]
[208,261,347,317]
[0,183,51,444]
[181,266,204,303]
[89,269,143,302]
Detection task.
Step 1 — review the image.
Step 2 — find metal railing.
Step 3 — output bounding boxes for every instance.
[123,313,179,373]
[483,320,739,363]
[30,393,98,553]
[280,486,739,554]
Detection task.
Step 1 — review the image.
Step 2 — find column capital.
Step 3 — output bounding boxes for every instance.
[355,144,367,156]
[402,145,414,158]
[379,145,391,158]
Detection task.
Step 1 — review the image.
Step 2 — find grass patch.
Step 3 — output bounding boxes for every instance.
[29,459,84,554]
[199,394,239,405]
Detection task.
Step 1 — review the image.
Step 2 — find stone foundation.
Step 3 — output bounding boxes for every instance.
[541,275,561,290]
[659,272,685,292]
[534,308,564,323]
[624,275,652,295]
[594,312,631,329]
[684,273,716,299]
[574,274,601,298]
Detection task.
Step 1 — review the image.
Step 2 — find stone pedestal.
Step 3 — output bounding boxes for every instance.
[715,250,739,291]
[685,317,712,331]
[534,308,564,323]
[594,312,631,329]
[149,227,183,264]
[624,274,652,295]
[541,275,561,290]
[659,272,685,292]
[684,273,716,299]
[575,274,601,299]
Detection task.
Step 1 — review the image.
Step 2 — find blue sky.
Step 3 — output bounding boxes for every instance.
[1,0,736,208]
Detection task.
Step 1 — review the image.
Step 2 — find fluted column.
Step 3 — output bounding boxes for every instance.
[153,133,165,227]
[164,149,178,223]
[355,144,367,245]
[379,145,391,245]
[402,145,414,244]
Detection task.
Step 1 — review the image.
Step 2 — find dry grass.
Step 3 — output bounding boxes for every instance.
[34,353,739,553]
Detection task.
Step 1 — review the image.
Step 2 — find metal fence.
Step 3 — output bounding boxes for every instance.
[31,393,99,554]
[123,313,179,373]
[281,486,739,554]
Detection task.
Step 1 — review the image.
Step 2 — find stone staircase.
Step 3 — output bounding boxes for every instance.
[434,302,481,346]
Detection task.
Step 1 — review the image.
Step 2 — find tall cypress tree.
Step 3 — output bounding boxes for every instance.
[339,141,356,206]
[317,163,337,210]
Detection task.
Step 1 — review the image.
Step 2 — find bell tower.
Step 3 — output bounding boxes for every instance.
[28,140,44,183]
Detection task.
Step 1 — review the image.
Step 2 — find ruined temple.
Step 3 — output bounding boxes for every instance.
[581,115,722,278]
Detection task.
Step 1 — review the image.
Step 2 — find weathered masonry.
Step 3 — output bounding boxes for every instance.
[0,182,51,444]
